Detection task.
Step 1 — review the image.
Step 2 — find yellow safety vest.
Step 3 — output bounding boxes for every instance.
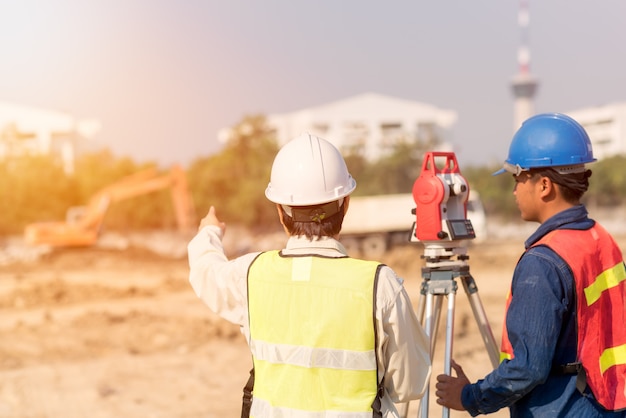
[247,251,383,417]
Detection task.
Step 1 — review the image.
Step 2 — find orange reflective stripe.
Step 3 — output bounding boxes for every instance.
[584,262,626,306]
[600,344,626,374]
[499,289,514,362]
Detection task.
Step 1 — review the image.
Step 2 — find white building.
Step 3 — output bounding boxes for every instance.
[0,101,101,173]
[566,103,626,161]
[220,93,457,161]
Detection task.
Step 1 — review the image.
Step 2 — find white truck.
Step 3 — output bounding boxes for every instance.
[340,191,487,258]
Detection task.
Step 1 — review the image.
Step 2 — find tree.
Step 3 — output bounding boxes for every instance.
[346,134,440,196]
[188,115,279,231]
[72,151,176,231]
[0,155,73,233]
[463,165,519,220]
[586,155,626,207]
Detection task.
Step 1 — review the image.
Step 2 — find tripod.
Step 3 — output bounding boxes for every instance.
[399,242,500,418]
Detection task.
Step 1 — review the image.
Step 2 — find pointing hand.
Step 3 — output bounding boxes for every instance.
[199,206,226,236]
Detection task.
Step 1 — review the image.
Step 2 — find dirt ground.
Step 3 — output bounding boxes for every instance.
[1,231,625,418]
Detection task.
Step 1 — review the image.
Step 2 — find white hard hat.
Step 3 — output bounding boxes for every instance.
[265,133,356,206]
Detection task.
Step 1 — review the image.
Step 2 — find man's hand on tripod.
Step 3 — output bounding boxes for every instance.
[435,359,470,411]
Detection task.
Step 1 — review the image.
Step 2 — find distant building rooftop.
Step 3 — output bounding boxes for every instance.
[566,102,626,161]
[219,92,458,161]
[267,92,457,161]
[0,101,101,173]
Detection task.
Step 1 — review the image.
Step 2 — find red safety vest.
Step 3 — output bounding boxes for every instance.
[500,224,626,411]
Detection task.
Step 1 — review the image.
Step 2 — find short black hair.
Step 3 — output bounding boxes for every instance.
[530,167,593,203]
[281,202,346,240]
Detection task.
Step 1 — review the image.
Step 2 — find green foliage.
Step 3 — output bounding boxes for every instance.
[73,150,143,202]
[4,113,625,238]
[462,156,626,220]
[0,150,184,235]
[0,155,74,233]
[0,115,280,237]
[188,115,279,231]
[462,165,519,219]
[71,150,175,231]
[585,155,626,206]
[350,142,421,196]
[347,137,439,196]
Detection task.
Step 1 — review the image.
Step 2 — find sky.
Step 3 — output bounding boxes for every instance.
[1,0,626,169]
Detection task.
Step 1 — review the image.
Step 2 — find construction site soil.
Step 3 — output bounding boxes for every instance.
[1,230,625,418]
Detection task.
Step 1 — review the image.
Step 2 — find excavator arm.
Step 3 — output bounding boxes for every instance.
[24,165,197,247]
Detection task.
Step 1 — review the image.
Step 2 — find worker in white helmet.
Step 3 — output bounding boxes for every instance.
[188,133,431,417]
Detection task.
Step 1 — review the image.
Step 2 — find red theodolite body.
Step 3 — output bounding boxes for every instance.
[412,152,475,242]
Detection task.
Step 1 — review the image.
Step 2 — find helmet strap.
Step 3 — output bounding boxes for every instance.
[553,164,586,174]
[283,199,344,223]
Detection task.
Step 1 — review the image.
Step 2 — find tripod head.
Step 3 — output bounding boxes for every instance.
[411,152,475,264]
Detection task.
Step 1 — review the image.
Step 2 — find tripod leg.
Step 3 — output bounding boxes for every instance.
[461,274,500,368]
[399,286,428,418]
[418,293,435,418]
[431,296,444,354]
[418,292,444,418]
[418,292,439,418]
[402,282,444,418]
[397,401,409,417]
[441,291,456,418]
[416,283,426,323]
[418,288,444,354]
[444,292,456,376]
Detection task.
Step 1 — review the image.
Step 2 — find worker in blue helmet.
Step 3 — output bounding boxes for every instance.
[436,113,626,417]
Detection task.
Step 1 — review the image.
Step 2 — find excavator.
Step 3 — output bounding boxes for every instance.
[24,165,197,247]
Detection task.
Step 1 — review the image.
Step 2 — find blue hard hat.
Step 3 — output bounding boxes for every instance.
[493,113,596,175]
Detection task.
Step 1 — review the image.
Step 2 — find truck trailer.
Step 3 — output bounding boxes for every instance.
[340,191,486,258]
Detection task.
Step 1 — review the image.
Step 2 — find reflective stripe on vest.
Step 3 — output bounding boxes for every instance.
[499,289,513,363]
[500,224,626,411]
[247,251,381,417]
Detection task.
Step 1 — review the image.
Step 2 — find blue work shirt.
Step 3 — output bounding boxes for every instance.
[461,205,626,417]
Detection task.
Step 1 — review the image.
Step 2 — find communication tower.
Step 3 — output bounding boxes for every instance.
[511,0,539,130]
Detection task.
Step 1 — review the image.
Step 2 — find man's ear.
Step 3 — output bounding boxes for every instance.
[343,196,350,214]
[539,176,555,197]
[276,204,291,236]
[276,204,285,224]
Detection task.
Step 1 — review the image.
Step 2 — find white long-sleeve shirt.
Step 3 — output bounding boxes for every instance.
[188,226,431,416]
